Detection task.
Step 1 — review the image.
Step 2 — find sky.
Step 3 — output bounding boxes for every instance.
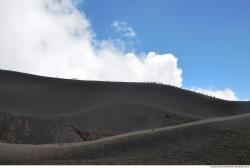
[0,0,249,100]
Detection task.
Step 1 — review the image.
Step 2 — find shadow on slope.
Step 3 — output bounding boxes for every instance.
[0,111,81,144]
[0,103,196,144]
[65,103,197,135]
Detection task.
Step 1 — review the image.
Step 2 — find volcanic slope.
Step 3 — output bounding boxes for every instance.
[0,69,249,145]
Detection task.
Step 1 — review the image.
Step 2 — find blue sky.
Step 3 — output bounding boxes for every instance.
[0,0,249,100]
[79,0,250,100]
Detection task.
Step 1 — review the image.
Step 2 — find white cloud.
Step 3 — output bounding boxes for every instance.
[111,20,136,38]
[188,87,238,101]
[0,0,182,87]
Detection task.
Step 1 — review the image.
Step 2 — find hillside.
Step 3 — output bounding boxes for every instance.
[0,69,249,164]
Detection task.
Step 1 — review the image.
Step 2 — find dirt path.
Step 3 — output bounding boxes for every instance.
[72,111,250,145]
[1,112,249,147]
[0,112,250,163]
